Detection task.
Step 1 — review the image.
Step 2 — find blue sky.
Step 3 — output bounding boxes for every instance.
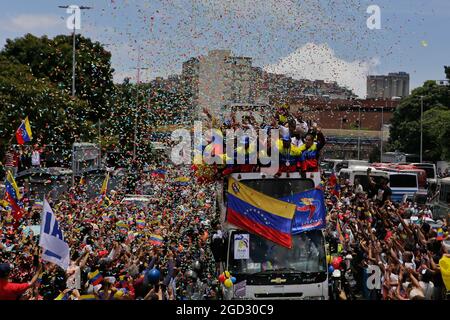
[0,0,448,97]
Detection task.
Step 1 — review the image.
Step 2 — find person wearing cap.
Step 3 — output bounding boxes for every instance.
[274,127,301,176]
[0,262,42,300]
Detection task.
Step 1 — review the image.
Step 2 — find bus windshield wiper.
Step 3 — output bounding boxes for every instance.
[251,270,276,276]
[273,267,298,273]
[251,268,299,276]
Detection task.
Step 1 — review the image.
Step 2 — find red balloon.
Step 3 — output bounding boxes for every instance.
[218,274,226,283]
[332,257,341,269]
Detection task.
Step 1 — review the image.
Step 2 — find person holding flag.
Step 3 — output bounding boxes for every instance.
[0,263,42,300]
[98,172,112,205]
[101,172,110,195]
[15,117,33,145]
[4,170,24,224]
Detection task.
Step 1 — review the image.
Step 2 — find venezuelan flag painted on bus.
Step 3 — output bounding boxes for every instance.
[15,117,32,145]
[226,177,296,248]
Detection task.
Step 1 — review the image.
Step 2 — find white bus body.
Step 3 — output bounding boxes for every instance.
[218,171,328,300]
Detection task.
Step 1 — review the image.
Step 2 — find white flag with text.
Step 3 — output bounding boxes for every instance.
[39,198,70,270]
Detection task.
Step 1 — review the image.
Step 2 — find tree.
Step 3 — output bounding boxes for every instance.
[1,33,114,122]
[422,108,450,160]
[0,55,95,161]
[388,70,450,161]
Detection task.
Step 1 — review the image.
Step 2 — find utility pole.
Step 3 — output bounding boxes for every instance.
[420,95,424,163]
[58,5,93,98]
[131,46,149,161]
[357,106,361,160]
[380,100,385,161]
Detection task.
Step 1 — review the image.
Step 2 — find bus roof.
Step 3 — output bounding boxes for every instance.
[440,177,450,184]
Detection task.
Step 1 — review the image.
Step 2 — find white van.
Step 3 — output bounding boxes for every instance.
[338,166,388,186]
[339,166,418,202]
[411,163,437,186]
[335,160,369,173]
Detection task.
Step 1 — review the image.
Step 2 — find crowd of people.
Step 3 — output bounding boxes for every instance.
[1,105,449,300]
[324,169,450,300]
[1,157,224,300]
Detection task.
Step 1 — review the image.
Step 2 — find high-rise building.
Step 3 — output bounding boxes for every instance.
[367,72,410,99]
[182,50,256,119]
[181,50,357,119]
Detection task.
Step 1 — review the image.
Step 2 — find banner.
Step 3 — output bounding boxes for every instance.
[279,189,326,234]
[226,177,296,248]
[39,198,70,270]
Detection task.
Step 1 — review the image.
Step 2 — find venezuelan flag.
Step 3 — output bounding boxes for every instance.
[15,117,32,145]
[88,270,103,286]
[4,171,23,218]
[149,234,163,246]
[136,219,145,229]
[78,294,97,300]
[116,220,129,229]
[54,291,70,300]
[100,172,110,195]
[226,177,296,248]
[0,199,10,208]
[32,200,43,210]
[150,169,166,179]
[114,288,127,299]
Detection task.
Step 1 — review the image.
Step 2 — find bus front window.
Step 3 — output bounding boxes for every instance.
[229,230,326,275]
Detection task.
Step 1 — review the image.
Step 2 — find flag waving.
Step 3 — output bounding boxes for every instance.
[279,188,327,234]
[4,170,24,222]
[39,198,70,270]
[15,117,33,145]
[100,172,110,195]
[226,177,296,248]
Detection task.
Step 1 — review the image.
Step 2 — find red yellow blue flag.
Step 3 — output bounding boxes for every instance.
[15,117,32,145]
[226,177,296,248]
[5,170,24,220]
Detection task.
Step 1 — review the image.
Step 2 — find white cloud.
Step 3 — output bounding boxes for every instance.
[264,43,380,98]
[1,14,61,32]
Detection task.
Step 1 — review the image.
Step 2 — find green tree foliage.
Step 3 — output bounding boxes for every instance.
[0,55,95,161]
[1,33,114,121]
[388,70,450,161]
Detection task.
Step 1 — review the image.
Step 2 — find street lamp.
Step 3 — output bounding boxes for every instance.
[58,5,93,98]
[420,95,424,163]
[357,105,361,160]
[131,46,149,161]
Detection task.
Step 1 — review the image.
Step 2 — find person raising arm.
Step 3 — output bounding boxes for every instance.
[0,263,42,300]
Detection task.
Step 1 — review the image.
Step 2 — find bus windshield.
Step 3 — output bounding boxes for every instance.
[228,230,326,274]
[354,174,384,191]
[389,174,417,188]
[418,166,435,180]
